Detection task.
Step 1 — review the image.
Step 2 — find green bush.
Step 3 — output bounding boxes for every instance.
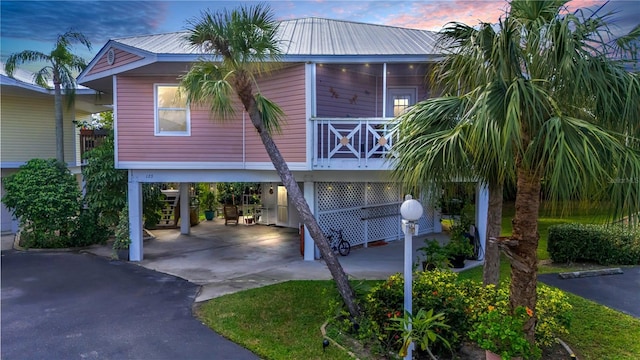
[113,204,130,252]
[365,270,472,355]
[2,159,81,248]
[82,134,127,228]
[363,271,572,356]
[548,223,640,265]
[71,207,110,247]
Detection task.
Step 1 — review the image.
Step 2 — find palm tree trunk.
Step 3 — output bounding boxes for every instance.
[509,167,541,343]
[54,82,64,163]
[235,80,360,318]
[482,181,503,286]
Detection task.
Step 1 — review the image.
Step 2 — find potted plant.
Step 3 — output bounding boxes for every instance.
[468,305,541,360]
[112,205,130,260]
[443,213,474,268]
[417,239,450,270]
[444,234,473,268]
[201,190,217,221]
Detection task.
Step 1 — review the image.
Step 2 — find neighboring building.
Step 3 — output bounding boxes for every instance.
[0,64,108,234]
[77,18,489,261]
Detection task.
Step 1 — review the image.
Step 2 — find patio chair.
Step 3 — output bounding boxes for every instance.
[223,205,239,225]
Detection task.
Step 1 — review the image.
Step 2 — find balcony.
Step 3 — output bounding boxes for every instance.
[312,117,398,169]
[80,129,108,161]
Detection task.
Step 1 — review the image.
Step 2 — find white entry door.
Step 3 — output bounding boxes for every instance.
[386,87,417,117]
[276,186,288,226]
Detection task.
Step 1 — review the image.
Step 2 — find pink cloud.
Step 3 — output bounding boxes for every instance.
[384,1,508,30]
[383,0,612,31]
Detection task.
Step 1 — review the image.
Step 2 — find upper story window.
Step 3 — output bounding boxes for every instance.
[155,85,190,136]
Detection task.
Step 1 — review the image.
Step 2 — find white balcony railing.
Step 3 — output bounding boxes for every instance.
[312,117,398,169]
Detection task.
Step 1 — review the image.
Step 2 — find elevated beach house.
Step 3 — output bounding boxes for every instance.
[77,18,489,261]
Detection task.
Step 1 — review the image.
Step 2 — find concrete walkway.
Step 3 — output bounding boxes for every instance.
[79,219,476,301]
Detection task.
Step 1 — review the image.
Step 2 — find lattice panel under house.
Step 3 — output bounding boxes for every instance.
[366,182,401,205]
[316,182,365,212]
[318,208,365,246]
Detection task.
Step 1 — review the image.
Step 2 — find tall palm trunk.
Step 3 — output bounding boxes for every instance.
[483,181,503,286]
[234,75,360,318]
[54,80,65,163]
[509,167,541,343]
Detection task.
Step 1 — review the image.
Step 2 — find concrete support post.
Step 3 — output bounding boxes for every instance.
[303,181,316,261]
[127,173,143,261]
[475,182,489,261]
[179,183,190,235]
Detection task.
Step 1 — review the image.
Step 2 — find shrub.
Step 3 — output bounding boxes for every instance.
[71,207,110,247]
[82,134,166,230]
[2,159,81,248]
[365,270,471,355]
[82,134,127,228]
[548,223,640,265]
[469,305,540,360]
[113,204,131,254]
[476,284,572,349]
[363,271,573,355]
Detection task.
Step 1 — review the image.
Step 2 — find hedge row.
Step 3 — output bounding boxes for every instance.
[547,223,640,265]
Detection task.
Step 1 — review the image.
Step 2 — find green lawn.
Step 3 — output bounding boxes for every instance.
[197,203,639,359]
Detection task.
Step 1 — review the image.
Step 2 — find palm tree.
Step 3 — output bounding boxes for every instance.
[393,0,640,343]
[5,30,92,163]
[180,4,359,317]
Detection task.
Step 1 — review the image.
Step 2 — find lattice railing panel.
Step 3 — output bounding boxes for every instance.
[318,209,364,246]
[316,181,435,247]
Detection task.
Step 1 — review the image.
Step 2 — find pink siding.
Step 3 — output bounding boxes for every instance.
[87,48,143,76]
[316,65,382,118]
[245,65,307,162]
[116,64,307,164]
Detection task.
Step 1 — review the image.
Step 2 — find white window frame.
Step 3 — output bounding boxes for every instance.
[154,84,191,136]
[385,87,418,118]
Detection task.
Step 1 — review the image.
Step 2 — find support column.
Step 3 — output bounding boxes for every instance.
[475,182,489,261]
[128,173,143,261]
[179,183,190,235]
[303,181,316,261]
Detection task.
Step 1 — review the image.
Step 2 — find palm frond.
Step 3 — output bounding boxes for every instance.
[254,93,285,134]
[4,50,50,77]
[180,61,235,119]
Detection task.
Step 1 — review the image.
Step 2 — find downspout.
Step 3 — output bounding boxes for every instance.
[243,111,246,168]
[382,63,387,118]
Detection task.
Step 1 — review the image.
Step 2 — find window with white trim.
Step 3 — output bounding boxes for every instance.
[155,85,190,136]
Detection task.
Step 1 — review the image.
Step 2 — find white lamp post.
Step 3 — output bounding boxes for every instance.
[400,194,423,360]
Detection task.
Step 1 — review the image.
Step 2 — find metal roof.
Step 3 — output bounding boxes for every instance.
[112,17,440,57]
[1,62,95,93]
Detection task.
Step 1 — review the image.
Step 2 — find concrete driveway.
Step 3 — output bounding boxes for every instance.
[83,219,464,301]
[1,251,259,360]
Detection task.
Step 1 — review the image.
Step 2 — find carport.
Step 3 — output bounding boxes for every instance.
[85,219,467,301]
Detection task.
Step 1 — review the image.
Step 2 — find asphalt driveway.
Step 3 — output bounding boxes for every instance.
[1,251,258,360]
[538,266,640,318]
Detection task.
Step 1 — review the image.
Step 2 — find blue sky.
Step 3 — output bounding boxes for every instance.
[1,0,638,70]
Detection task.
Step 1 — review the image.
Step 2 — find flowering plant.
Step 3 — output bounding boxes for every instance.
[468,305,541,359]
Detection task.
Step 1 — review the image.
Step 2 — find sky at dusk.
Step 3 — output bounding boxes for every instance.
[1,0,638,70]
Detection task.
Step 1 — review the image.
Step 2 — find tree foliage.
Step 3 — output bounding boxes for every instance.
[82,131,166,229]
[82,133,127,228]
[392,0,640,343]
[4,30,92,162]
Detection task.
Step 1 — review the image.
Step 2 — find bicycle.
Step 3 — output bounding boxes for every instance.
[325,228,350,256]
